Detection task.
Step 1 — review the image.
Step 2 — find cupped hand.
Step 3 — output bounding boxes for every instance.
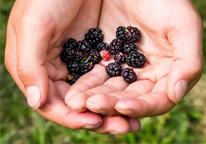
[65,0,204,117]
[5,0,141,134]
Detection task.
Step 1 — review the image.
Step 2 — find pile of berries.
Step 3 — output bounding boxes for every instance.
[60,26,146,85]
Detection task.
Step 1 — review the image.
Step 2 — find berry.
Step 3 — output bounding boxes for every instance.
[74,51,84,62]
[100,49,110,61]
[63,38,77,49]
[126,51,146,68]
[122,68,137,83]
[87,49,101,64]
[85,28,104,46]
[114,52,126,64]
[123,42,137,54]
[108,38,123,55]
[106,62,122,77]
[116,26,127,42]
[78,40,92,53]
[66,73,81,85]
[80,62,94,75]
[60,48,76,63]
[96,42,109,52]
[67,61,81,73]
[125,26,141,43]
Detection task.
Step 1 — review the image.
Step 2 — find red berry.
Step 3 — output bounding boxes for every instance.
[100,49,110,61]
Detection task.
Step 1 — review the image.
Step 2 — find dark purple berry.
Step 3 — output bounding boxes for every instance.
[85,28,104,46]
[108,38,123,55]
[96,42,109,52]
[60,48,76,63]
[105,62,122,77]
[123,42,137,54]
[125,26,141,43]
[74,51,84,62]
[80,62,94,75]
[63,38,78,49]
[122,68,137,83]
[87,49,101,64]
[114,52,126,64]
[116,26,127,42]
[78,40,92,53]
[126,51,146,68]
[66,73,81,85]
[67,61,81,73]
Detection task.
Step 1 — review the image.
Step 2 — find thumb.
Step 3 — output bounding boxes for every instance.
[167,15,204,103]
[16,19,53,109]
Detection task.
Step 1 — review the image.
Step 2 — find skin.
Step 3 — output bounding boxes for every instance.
[65,0,204,118]
[5,0,203,134]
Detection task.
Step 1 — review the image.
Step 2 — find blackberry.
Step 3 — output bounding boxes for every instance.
[125,26,141,43]
[105,62,122,77]
[114,52,126,64]
[87,49,101,64]
[74,51,84,62]
[67,61,81,73]
[100,49,110,61]
[63,38,77,49]
[122,68,137,83]
[60,48,76,63]
[78,40,92,53]
[80,62,94,75]
[108,38,123,55]
[96,42,109,52]
[66,73,81,85]
[126,51,146,68]
[123,42,137,54]
[85,28,104,46]
[116,26,127,42]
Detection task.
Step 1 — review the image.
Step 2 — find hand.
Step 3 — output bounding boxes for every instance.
[65,0,204,118]
[5,0,141,134]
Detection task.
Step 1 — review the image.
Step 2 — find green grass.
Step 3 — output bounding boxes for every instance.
[1,0,206,143]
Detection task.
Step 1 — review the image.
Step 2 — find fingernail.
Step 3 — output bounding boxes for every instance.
[173,80,187,103]
[26,86,41,110]
[83,122,102,129]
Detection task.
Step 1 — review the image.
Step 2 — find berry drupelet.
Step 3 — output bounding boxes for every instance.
[126,51,146,68]
[66,73,81,85]
[87,49,101,64]
[85,28,104,47]
[122,68,137,83]
[108,38,123,55]
[78,40,92,53]
[123,42,137,54]
[63,38,78,49]
[114,52,126,64]
[96,42,109,52]
[106,62,122,77]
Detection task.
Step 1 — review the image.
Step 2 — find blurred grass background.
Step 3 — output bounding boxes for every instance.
[0,0,206,143]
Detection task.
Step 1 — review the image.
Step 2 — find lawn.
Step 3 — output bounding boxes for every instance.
[1,0,206,143]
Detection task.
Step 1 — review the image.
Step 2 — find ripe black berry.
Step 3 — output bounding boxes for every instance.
[78,40,92,53]
[63,38,77,49]
[123,42,137,54]
[125,26,141,43]
[80,62,94,75]
[74,51,84,62]
[67,73,81,85]
[85,28,104,46]
[67,61,81,73]
[122,68,137,83]
[114,52,126,64]
[60,48,76,63]
[108,38,123,55]
[87,49,101,64]
[116,26,127,42]
[126,51,146,68]
[106,62,122,77]
[96,42,109,52]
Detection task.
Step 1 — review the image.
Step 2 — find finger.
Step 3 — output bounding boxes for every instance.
[115,77,176,118]
[167,13,203,103]
[38,80,103,129]
[86,80,154,115]
[66,76,128,112]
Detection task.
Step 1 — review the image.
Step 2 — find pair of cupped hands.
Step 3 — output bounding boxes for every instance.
[5,0,203,134]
